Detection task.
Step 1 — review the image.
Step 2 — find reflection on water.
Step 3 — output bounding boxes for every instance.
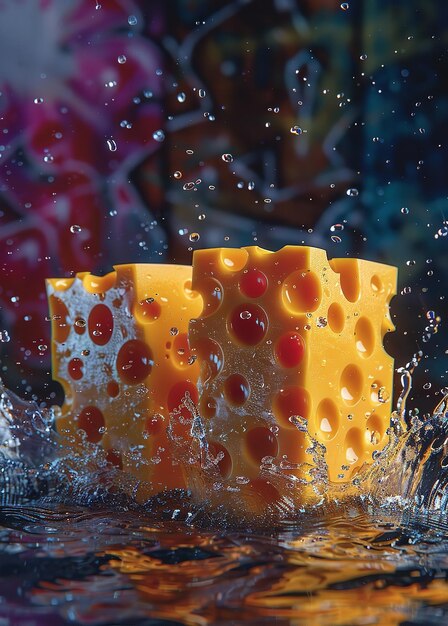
[2,375,448,624]
[1,504,448,625]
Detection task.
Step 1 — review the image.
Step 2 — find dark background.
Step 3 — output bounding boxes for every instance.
[0,0,446,413]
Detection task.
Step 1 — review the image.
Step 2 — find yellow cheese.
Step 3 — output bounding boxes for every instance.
[189,246,397,512]
[46,264,202,497]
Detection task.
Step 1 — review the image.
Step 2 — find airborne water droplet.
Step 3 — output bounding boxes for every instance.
[401,207,410,214]
[290,125,303,135]
[70,224,82,234]
[198,89,206,98]
[0,330,11,343]
[222,153,234,163]
[174,171,182,179]
[152,130,165,142]
[346,188,359,197]
[107,139,117,152]
[177,92,186,103]
[117,54,127,64]
[330,223,344,232]
[183,182,195,191]
[189,232,200,242]
[128,15,138,26]
[340,2,349,9]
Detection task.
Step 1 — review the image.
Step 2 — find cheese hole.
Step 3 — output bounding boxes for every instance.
[208,441,232,479]
[144,413,164,437]
[88,304,114,346]
[183,279,200,299]
[49,296,70,343]
[354,317,375,357]
[371,274,383,293]
[327,302,345,333]
[245,426,279,465]
[194,338,224,380]
[340,364,363,406]
[172,332,194,369]
[316,398,340,441]
[344,428,364,464]
[77,406,105,443]
[239,268,268,298]
[366,415,384,445]
[105,448,123,469]
[82,271,117,294]
[330,259,360,303]
[228,303,268,346]
[282,270,321,313]
[134,298,161,323]
[197,277,223,317]
[107,380,120,397]
[116,339,154,384]
[224,373,250,405]
[273,387,311,428]
[220,248,249,271]
[68,357,83,380]
[275,332,305,368]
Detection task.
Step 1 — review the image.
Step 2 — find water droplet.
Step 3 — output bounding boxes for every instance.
[406,259,416,266]
[198,89,206,98]
[423,382,432,390]
[290,125,303,135]
[152,129,165,142]
[107,139,117,152]
[198,213,206,220]
[75,318,86,328]
[340,2,349,9]
[222,153,233,163]
[331,235,342,243]
[174,171,182,179]
[33,97,44,104]
[117,54,127,64]
[38,344,47,352]
[330,223,344,232]
[401,207,409,214]
[177,92,186,103]
[346,188,359,197]
[360,54,368,61]
[0,330,10,342]
[70,224,82,234]
[240,310,251,320]
[401,286,412,295]
[183,182,195,191]
[248,181,255,190]
[170,327,179,336]
[128,15,138,26]
[43,154,54,163]
[189,232,200,242]
[317,316,328,328]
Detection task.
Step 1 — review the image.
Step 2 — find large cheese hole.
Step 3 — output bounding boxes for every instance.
[340,364,363,406]
[327,302,345,333]
[228,304,268,346]
[224,373,250,406]
[208,441,232,479]
[198,277,223,317]
[194,338,223,380]
[344,428,364,464]
[239,268,268,298]
[220,248,249,271]
[282,270,321,313]
[134,298,161,323]
[365,415,385,445]
[116,339,154,384]
[354,317,375,357]
[88,304,114,346]
[275,332,305,368]
[49,296,70,343]
[245,427,279,465]
[273,387,311,428]
[77,406,105,443]
[316,398,340,440]
[107,380,120,397]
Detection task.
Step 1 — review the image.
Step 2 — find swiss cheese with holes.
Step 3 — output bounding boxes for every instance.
[46,264,202,496]
[189,246,397,512]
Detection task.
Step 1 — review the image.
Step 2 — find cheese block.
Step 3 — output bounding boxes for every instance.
[46,264,202,497]
[189,246,397,513]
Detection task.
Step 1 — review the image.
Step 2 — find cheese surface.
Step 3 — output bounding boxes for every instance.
[46,264,202,496]
[189,246,397,512]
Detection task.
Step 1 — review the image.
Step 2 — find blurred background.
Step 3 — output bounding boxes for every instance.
[0,0,446,412]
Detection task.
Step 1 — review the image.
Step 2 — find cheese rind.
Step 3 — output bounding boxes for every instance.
[46,264,202,496]
[189,246,397,509]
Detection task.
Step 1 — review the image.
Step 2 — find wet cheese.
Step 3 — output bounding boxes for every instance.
[189,246,397,513]
[46,264,202,497]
